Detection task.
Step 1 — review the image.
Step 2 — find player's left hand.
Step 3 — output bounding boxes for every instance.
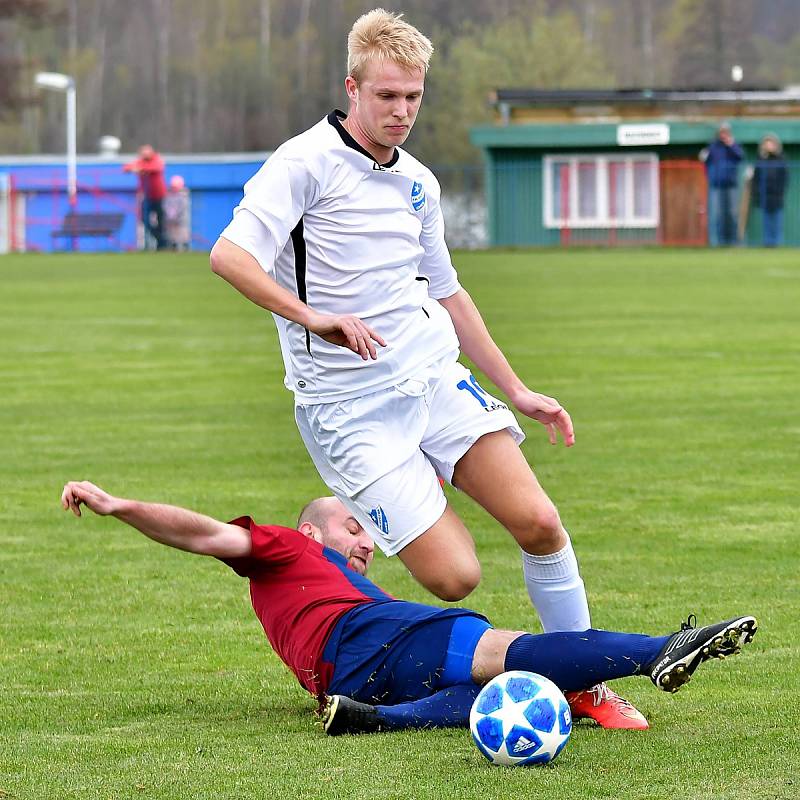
[510,389,575,447]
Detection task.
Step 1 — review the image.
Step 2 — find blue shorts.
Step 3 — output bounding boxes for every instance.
[324,600,490,705]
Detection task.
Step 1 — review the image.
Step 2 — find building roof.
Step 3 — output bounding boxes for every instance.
[492,87,800,106]
[470,118,800,150]
[478,87,800,145]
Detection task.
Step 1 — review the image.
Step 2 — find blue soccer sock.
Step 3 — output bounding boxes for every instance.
[503,629,670,691]
[373,684,481,731]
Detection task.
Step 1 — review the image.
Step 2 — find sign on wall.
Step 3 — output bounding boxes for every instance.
[617,123,670,146]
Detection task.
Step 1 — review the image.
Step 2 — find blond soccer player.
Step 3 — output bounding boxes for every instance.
[209,8,646,728]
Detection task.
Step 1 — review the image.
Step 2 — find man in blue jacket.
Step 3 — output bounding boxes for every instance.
[702,123,744,246]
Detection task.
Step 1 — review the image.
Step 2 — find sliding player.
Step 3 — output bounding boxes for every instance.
[62,480,757,734]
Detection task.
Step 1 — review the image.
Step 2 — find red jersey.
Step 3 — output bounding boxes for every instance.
[124,154,167,201]
[221,517,393,696]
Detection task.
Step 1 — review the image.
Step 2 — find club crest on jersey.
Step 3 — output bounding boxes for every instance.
[411,181,426,211]
[369,506,390,534]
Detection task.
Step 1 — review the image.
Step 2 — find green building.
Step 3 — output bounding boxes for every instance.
[470,88,800,247]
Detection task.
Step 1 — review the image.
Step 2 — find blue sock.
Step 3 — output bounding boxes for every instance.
[503,629,670,691]
[374,684,481,731]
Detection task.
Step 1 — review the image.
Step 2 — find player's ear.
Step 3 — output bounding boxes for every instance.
[298,521,322,542]
[344,75,358,102]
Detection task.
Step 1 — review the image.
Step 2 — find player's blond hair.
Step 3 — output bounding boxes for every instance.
[347,8,433,83]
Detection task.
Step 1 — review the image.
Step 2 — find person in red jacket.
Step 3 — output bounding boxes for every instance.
[123,144,167,250]
[60,479,757,736]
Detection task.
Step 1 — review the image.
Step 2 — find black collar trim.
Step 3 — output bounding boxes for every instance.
[327,109,400,169]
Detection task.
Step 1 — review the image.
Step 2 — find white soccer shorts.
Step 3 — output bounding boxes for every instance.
[294,351,525,556]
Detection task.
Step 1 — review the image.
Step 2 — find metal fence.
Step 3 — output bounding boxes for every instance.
[3,159,798,253]
[0,156,261,254]
[434,160,800,250]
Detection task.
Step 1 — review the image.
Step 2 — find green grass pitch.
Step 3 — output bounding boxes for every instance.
[2,248,798,799]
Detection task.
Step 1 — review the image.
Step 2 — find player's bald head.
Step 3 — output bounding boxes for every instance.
[297,496,342,533]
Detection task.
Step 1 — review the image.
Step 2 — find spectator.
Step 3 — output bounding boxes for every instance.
[164,174,191,251]
[123,144,167,250]
[751,133,789,248]
[701,123,743,246]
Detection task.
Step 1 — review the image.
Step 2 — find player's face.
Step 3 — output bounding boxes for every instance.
[345,59,424,156]
[320,500,375,576]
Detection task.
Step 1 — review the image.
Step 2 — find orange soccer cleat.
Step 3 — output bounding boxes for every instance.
[565,683,649,730]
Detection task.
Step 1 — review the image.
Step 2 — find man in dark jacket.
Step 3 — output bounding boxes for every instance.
[752,133,789,247]
[702,123,744,246]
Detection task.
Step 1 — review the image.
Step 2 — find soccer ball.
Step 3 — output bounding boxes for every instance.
[469,671,572,767]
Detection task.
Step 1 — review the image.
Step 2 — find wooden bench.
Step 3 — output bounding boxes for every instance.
[52,212,125,249]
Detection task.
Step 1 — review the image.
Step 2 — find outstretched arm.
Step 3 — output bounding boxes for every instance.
[60,480,251,559]
[438,289,575,447]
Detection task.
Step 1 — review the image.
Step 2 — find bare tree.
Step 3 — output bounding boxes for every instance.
[2,0,797,157]
[0,0,51,116]
[152,0,170,143]
[259,0,270,74]
[297,0,313,127]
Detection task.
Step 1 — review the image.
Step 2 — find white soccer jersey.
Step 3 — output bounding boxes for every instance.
[220,110,461,404]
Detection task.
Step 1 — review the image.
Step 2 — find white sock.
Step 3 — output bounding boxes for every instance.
[521,534,591,633]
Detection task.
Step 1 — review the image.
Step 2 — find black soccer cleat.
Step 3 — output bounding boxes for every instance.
[647,614,758,693]
[321,695,384,736]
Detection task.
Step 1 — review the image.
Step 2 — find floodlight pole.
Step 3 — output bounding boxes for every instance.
[65,82,76,206]
[34,72,77,207]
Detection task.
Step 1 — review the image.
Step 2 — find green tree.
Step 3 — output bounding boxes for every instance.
[414,10,613,166]
[0,0,52,114]
[2,0,799,158]
[662,0,758,87]
[752,31,800,85]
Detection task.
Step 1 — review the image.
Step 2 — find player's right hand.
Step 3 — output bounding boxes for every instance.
[306,312,386,360]
[61,481,117,517]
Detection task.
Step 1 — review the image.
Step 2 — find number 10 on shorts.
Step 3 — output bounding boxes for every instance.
[457,375,505,412]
